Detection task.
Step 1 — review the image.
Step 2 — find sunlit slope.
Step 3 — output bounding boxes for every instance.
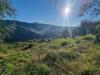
[0,36,100,75]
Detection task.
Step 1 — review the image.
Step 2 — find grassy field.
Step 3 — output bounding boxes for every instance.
[0,35,100,75]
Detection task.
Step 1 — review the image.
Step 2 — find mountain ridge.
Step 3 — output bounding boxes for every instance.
[0,20,75,42]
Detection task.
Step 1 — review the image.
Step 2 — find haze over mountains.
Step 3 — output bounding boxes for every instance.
[1,20,99,42]
[0,20,77,42]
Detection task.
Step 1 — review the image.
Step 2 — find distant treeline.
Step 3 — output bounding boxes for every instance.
[78,20,100,35]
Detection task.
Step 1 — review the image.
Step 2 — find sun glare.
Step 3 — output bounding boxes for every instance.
[64,7,70,15]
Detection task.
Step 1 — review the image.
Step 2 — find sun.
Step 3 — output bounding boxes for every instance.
[64,7,70,15]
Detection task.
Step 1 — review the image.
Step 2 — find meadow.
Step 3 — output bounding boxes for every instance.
[0,35,100,75]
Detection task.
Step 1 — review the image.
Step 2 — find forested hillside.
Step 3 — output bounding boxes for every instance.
[0,20,100,42]
[0,20,78,42]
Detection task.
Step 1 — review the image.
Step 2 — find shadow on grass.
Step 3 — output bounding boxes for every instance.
[94,40,100,44]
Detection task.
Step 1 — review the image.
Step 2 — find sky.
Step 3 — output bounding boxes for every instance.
[10,0,86,26]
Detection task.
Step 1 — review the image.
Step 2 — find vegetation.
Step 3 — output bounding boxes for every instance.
[79,0,100,18]
[95,24,100,41]
[0,0,15,42]
[0,35,100,75]
[0,0,15,19]
[0,0,99,75]
[0,20,100,42]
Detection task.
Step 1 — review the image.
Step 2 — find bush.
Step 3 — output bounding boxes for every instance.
[83,34,95,41]
[1,63,53,75]
[47,52,60,62]
[0,63,14,75]
[96,34,100,42]
[75,37,82,44]
[59,50,80,61]
[24,63,52,75]
[80,66,99,75]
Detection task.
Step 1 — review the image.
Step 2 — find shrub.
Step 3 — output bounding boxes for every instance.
[47,52,60,62]
[83,34,95,41]
[59,50,80,61]
[0,63,14,75]
[96,34,100,42]
[80,66,99,75]
[75,37,82,44]
[24,63,52,75]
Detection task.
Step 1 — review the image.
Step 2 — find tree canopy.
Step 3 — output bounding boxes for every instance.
[96,24,100,33]
[79,0,100,18]
[0,0,15,19]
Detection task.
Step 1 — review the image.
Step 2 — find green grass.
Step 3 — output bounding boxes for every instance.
[0,35,100,75]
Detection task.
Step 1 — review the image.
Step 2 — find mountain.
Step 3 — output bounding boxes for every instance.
[0,20,74,42]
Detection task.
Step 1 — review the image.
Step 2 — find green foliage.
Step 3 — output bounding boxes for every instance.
[59,50,80,61]
[0,0,15,19]
[82,34,95,41]
[95,24,100,42]
[96,24,100,33]
[0,63,14,75]
[2,63,53,75]
[49,38,73,49]
[24,63,52,75]
[79,0,100,18]
[0,37,100,75]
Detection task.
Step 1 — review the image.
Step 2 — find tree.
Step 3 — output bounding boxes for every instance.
[79,20,100,35]
[79,0,100,18]
[0,0,15,42]
[79,0,100,41]
[0,0,15,19]
[96,24,100,33]
[95,24,100,41]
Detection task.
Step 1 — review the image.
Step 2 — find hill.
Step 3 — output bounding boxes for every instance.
[0,20,100,75]
[1,20,99,42]
[0,20,74,42]
[0,36,100,75]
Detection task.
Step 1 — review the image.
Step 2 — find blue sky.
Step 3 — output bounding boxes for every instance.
[11,0,84,26]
